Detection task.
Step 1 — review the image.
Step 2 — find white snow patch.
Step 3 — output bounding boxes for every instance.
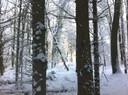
[0,63,128,95]
[35,30,42,35]
[36,22,45,30]
[37,86,41,92]
[34,52,46,62]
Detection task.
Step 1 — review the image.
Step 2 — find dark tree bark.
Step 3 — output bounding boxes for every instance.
[0,0,4,75]
[76,0,94,95]
[111,0,121,74]
[32,0,47,95]
[0,29,4,75]
[93,0,100,94]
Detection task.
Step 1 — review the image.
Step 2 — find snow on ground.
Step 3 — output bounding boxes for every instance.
[100,65,128,95]
[0,63,128,95]
[47,63,77,95]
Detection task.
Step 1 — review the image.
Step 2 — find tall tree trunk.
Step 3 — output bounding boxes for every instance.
[111,0,121,74]
[11,0,18,68]
[15,0,22,89]
[76,0,94,95]
[126,0,128,72]
[0,0,4,75]
[93,0,100,94]
[0,30,4,75]
[11,8,16,68]
[32,0,47,95]
[19,8,27,86]
[118,0,127,74]
[119,28,124,64]
[120,1,127,73]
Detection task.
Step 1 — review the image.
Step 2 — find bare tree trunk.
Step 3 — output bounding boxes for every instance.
[119,28,123,64]
[93,0,100,94]
[76,0,94,94]
[119,17,127,74]
[120,1,127,73]
[111,0,121,74]
[32,0,47,94]
[0,28,4,75]
[11,7,17,68]
[15,0,22,89]
[0,0,4,75]
[19,7,27,86]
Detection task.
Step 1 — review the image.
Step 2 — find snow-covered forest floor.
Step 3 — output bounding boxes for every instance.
[0,63,128,95]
